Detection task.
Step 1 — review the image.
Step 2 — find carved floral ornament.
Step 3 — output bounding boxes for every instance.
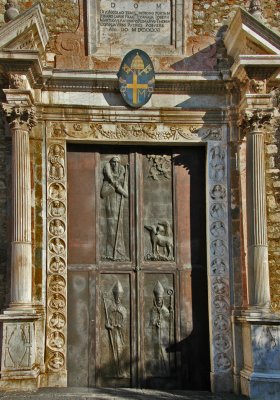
[2,104,37,131]
[50,122,223,142]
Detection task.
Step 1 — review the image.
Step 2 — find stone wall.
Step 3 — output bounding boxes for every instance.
[193,0,280,35]
[0,119,11,311]
[266,125,280,310]
[0,1,279,39]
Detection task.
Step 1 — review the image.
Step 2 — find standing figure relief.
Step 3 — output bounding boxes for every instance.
[149,281,174,376]
[210,146,225,181]
[103,280,128,378]
[101,156,129,261]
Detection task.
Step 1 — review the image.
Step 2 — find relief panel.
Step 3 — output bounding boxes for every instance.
[99,274,131,385]
[2,322,35,370]
[143,274,175,380]
[100,154,130,262]
[143,153,174,261]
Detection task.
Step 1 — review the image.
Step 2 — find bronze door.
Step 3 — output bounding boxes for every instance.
[67,145,209,389]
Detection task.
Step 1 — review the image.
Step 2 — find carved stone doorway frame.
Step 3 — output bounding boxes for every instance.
[44,109,233,390]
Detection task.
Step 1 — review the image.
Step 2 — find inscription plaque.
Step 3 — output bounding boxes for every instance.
[99,0,171,46]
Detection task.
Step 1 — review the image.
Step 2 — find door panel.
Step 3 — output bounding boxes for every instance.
[67,145,209,389]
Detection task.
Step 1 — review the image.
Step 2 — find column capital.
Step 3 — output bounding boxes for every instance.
[239,109,274,136]
[2,103,37,131]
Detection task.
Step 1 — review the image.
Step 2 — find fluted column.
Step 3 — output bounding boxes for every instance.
[243,110,271,307]
[2,104,37,308]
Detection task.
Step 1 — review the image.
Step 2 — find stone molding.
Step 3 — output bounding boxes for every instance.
[48,121,223,142]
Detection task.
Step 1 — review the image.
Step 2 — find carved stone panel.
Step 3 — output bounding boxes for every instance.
[46,140,67,379]
[2,322,35,371]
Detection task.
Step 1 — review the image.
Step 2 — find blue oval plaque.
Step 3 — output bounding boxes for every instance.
[118,49,155,108]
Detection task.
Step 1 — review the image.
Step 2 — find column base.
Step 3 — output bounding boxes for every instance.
[0,367,40,391]
[241,369,280,400]
[238,309,280,400]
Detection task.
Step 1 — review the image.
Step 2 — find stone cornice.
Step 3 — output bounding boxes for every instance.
[41,70,226,94]
[0,2,48,55]
[225,7,280,60]
[0,50,43,87]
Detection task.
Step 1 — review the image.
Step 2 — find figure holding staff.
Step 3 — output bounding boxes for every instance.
[101,156,128,260]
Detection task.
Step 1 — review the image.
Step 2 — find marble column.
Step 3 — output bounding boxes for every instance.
[244,110,271,308]
[2,104,37,309]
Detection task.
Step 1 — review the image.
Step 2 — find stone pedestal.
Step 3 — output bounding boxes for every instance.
[239,312,280,400]
[0,314,40,390]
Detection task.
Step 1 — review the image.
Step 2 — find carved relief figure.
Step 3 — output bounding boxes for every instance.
[49,275,66,293]
[49,312,65,330]
[211,258,227,274]
[210,184,226,200]
[213,277,228,295]
[149,281,173,376]
[210,221,226,238]
[49,294,66,311]
[48,352,64,370]
[48,332,65,350]
[49,183,66,200]
[147,155,171,180]
[49,257,65,274]
[214,314,230,331]
[210,146,225,181]
[49,219,65,236]
[100,156,128,260]
[210,203,225,219]
[215,353,231,370]
[49,201,65,217]
[49,238,65,255]
[48,145,65,180]
[213,295,229,313]
[211,239,226,257]
[103,281,127,378]
[145,221,174,261]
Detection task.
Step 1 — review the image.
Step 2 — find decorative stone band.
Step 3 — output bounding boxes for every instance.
[46,141,67,379]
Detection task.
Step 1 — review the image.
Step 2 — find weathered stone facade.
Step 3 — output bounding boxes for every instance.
[0,1,279,399]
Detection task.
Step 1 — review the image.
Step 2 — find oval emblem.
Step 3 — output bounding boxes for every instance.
[118,49,155,108]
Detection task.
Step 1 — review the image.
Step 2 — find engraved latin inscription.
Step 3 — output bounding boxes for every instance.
[99,0,171,46]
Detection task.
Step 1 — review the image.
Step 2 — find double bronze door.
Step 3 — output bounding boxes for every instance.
[67,145,209,389]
